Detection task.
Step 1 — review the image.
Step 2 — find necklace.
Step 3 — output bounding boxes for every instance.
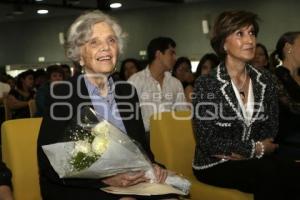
[233,67,247,99]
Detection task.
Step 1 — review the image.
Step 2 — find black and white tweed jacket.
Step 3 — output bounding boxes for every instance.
[192,63,278,170]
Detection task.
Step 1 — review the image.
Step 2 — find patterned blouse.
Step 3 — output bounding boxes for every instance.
[192,63,278,170]
[274,66,300,140]
[275,66,300,115]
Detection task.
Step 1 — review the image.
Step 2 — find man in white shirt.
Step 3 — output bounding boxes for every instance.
[129,37,188,133]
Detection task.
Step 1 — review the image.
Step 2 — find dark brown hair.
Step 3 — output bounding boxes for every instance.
[147,37,176,64]
[119,58,142,80]
[195,53,220,77]
[210,10,259,60]
[172,57,192,77]
[275,31,300,60]
[16,69,34,90]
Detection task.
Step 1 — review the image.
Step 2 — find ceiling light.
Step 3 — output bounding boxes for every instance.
[110,3,122,9]
[37,9,49,14]
[35,0,44,2]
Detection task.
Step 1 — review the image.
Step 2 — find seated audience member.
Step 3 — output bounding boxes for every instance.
[7,70,35,119]
[272,32,300,158]
[119,58,142,81]
[37,10,177,200]
[33,69,47,90]
[35,65,64,117]
[129,37,188,134]
[194,53,219,79]
[172,57,194,103]
[61,64,72,80]
[0,161,13,200]
[193,10,300,200]
[250,43,270,70]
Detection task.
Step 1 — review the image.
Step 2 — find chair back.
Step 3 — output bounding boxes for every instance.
[150,111,194,177]
[150,111,253,200]
[1,118,42,200]
[28,99,37,117]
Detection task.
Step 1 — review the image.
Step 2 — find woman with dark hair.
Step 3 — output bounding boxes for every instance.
[194,53,219,79]
[33,69,47,90]
[250,43,270,70]
[35,65,65,117]
[172,57,194,103]
[119,58,142,81]
[7,70,35,119]
[61,64,72,80]
[192,10,300,200]
[273,32,300,158]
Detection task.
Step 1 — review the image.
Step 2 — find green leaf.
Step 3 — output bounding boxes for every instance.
[70,152,98,171]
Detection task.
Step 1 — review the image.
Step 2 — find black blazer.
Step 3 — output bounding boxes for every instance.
[0,161,12,188]
[37,76,154,200]
[192,63,278,170]
[275,66,300,141]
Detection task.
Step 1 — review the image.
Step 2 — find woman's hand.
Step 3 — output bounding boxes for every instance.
[213,153,246,160]
[0,185,13,200]
[152,164,168,183]
[6,95,29,109]
[214,138,279,160]
[102,171,148,187]
[102,164,168,187]
[259,138,279,154]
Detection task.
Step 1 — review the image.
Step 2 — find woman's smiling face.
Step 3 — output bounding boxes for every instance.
[80,22,119,76]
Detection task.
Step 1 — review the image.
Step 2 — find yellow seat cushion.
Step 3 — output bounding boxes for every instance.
[1,118,42,200]
[150,111,253,200]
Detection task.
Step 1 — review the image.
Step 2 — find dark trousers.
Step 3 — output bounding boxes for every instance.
[193,155,300,200]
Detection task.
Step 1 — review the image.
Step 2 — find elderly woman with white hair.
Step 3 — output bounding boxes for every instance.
[37,10,175,200]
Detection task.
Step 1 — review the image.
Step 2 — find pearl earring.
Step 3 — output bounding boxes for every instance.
[79,60,84,66]
[288,49,292,54]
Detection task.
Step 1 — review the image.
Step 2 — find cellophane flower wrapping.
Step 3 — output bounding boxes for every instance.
[42,106,190,194]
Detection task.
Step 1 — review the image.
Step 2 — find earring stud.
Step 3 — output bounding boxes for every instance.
[79,60,84,66]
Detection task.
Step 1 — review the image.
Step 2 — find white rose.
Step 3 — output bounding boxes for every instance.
[92,121,109,136]
[92,135,109,155]
[73,140,91,154]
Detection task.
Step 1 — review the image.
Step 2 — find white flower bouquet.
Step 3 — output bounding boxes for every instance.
[42,106,190,195]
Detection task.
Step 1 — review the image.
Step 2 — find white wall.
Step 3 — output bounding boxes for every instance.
[0,0,299,66]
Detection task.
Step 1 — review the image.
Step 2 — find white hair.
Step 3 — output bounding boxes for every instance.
[65,10,126,62]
